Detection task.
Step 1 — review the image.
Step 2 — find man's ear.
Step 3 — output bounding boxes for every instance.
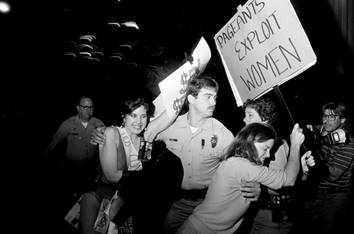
[187,94,194,104]
[76,105,80,112]
[340,117,346,125]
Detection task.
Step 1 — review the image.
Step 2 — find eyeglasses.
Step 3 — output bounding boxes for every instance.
[79,105,94,110]
[322,114,338,121]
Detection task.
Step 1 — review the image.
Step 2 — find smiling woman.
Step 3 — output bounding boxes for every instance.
[79,91,185,233]
[78,93,154,234]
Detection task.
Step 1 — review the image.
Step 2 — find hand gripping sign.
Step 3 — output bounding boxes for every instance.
[154,37,211,119]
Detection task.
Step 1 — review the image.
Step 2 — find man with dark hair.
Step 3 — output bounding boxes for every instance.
[296,101,354,234]
[91,75,261,233]
[157,75,261,233]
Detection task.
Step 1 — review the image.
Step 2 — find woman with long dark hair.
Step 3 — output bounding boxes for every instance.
[177,123,312,234]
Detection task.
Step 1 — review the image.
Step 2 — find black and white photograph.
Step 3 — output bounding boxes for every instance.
[1,0,354,234]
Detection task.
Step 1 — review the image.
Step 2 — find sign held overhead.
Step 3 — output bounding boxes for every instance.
[214,0,316,106]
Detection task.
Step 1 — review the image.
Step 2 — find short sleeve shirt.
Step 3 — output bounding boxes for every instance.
[157,113,234,190]
[51,115,105,161]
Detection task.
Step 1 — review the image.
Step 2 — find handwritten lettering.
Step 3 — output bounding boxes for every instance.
[188,58,201,79]
[216,0,266,49]
[171,59,202,115]
[179,71,189,95]
[172,94,186,116]
[235,10,280,61]
[239,37,301,91]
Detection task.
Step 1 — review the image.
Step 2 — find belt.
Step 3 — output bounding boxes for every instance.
[181,188,208,200]
[259,194,293,210]
[259,194,295,223]
[317,189,349,195]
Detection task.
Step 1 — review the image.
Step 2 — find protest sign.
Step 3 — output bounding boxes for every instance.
[154,37,211,119]
[214,0,316,106]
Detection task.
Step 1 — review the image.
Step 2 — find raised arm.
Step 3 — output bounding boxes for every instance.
[144,109,179,143]
[283,123,306,186]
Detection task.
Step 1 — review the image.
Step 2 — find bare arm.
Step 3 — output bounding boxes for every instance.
[99,127,123,182]
[90,110,176,146]
[283,123,305,186]
[144,109,178,142]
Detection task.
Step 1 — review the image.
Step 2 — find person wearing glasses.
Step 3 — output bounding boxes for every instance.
[295,101,354,234]
[43,95,105,217]
[90,75,262,233]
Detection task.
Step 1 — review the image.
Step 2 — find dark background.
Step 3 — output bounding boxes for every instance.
[1,0,353,233]
[1,0,353,133]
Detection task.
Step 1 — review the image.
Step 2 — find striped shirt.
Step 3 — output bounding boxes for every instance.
[317,136,354,193]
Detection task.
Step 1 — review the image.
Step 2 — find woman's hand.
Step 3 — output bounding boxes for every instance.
[290,123,305,148]
[301,151,315,174]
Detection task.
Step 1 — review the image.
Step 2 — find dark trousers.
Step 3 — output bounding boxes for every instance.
[295,192,351,234]
[113,142,184,234]
[42,158,98,234]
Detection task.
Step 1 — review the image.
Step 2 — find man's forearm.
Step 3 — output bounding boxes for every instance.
[145,110,177,142]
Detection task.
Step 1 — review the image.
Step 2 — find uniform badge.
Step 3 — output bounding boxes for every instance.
[211,135,217,148]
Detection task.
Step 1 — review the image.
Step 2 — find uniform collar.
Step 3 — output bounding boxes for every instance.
[176,112,213,131]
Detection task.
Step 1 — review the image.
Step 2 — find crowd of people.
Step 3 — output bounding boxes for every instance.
[41,69,354,234]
